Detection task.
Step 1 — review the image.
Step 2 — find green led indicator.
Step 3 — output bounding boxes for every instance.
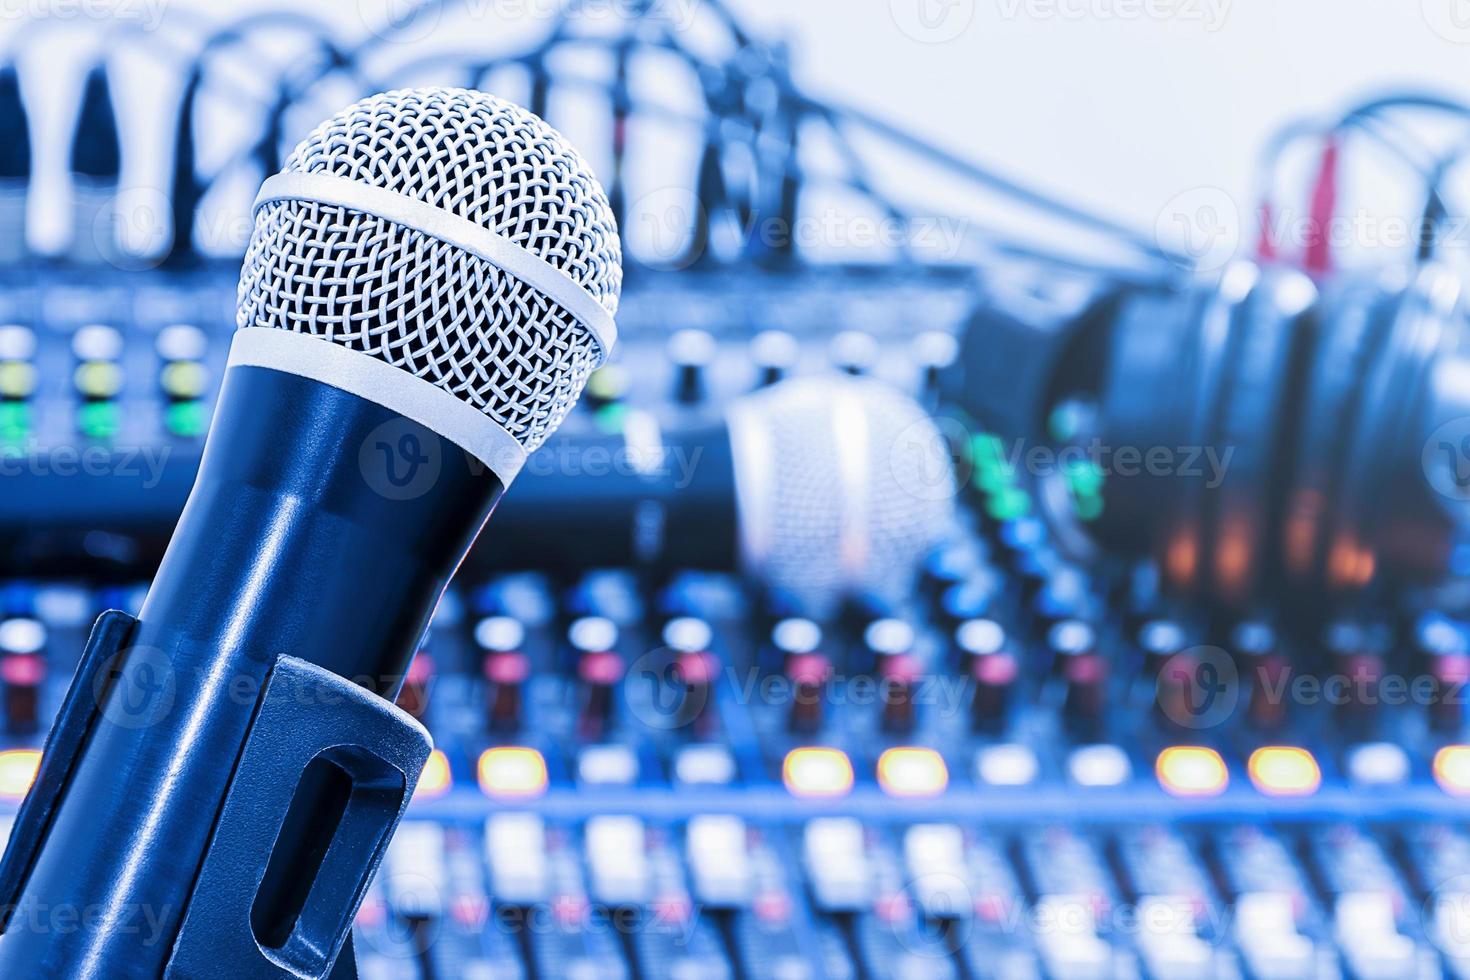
[986,486,1031,521]
[971,433,1002,468]
[166,400,208,438]
[0,401,28,441]
[594,402,628,434]
[1065,459,1104,496]
[78,401,119,440]
[1073,493,1104,522]
[976,468,1012,495]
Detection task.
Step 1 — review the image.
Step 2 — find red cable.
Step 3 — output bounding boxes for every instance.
[1303,136,1339,277]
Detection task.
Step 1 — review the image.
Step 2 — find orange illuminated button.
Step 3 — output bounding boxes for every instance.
[1155,746,1228,797]
[477,746,548,799]
[1247,746,1321,797]
[876,747,949,798]
[0,748,40,800]
[1434,745,1470,796]
[782,747,854,799]
[413,749,453,801]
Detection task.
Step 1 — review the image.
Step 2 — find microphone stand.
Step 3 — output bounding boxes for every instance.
[0,609,431,979]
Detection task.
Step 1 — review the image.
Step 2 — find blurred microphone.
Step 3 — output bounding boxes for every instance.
[0,88,620,977]
[490,375,958,617]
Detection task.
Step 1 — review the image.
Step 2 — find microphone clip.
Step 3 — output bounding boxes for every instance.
[0,611,432,980]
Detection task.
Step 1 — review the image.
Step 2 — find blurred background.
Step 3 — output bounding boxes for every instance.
[2,2,1470,978]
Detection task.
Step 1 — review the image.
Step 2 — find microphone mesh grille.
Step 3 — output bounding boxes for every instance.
[237,88,621,452]
[736,376,956,616]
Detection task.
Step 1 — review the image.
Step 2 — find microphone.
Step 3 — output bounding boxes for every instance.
[0,87,619,978]
[487,374,959,617]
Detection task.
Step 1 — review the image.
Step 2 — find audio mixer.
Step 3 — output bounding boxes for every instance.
[3,3,1470,979]
[2,263,1470,979]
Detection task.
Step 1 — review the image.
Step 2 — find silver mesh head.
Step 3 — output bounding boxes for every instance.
[237,87,622,453]
[729,376,957,617]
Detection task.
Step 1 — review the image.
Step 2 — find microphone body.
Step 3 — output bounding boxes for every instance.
[0,367,502,976]
[0,86,623,978]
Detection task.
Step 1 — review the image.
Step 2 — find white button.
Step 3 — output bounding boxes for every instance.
[803,818,869,911]
[772,618,821,655]
[71,323,123,361]
[0,617,45,655]
[663,617,713,653]
[585,816,649,905]
[675,744,735,786]
[1347,742,1410,787]
[0,324,35,360]
[977,744,1039,787]
[474,616,525,653]
[904,824,971,918]
[569,616,617,652]
[485,813,548,904]
[1069,744,1131,788]
[578,744,638,787]
[155,323,207,361]
[384,821,445,917]
[687,815,752,908]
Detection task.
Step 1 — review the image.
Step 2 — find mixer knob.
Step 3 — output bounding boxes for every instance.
[571,616,623,741]
[879,654,920,735]
[1324,621,1387,731]
[828,330,877,376]
[664,616,717,736]
[863,618,915,669]
[749,329,798,388]
[768,617,822,674]
[1233,620,1287,730]
[476,615,529,734]
[786,652,830,735]
[0,616,45,736]
[667,328,715,405]
[1034,563,1092,626]
[937,571,1001,628]
[957,619,1015,735]
[1049,619,1105,740]
[1139,618,1188,677]
[920,538,984,602]
[911,330,958,405]
[1418,615,1470,734]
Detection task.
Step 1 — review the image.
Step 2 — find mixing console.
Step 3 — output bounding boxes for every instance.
[5,305,1470,978]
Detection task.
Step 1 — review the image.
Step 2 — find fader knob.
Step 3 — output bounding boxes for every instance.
[476,615,529,734]
[668,328,716,405]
